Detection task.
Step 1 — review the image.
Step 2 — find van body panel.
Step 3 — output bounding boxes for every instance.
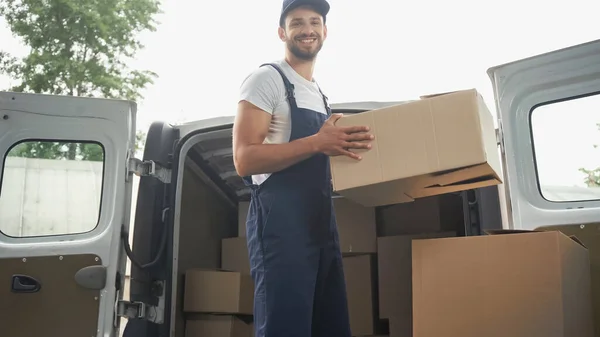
[488,39,600,230]
[488,39,600,334]
[0,92,136,337]
[124,121,179,337]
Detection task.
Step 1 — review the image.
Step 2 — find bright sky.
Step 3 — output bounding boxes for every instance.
[1,0,599,188]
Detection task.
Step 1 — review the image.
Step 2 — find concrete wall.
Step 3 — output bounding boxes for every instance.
[0,157,104,237]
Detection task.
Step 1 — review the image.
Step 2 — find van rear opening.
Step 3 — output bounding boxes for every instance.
[164,125,503,337]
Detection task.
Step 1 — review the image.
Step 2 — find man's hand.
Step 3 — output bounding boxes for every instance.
[313,113,374,160]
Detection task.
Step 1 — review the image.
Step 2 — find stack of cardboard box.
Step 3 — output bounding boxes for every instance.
[229,197,381,337]
[329,88,595,337]
[332,197,380,336]
[375,195,459,336]
[180,201,255,337]
[183,195,381,337]
[182,268,254,337]
[182,201,255,337]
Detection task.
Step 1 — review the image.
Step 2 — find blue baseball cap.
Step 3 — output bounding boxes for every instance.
[279,0,330,27]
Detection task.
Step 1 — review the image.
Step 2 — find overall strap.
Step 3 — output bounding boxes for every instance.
[260,63,298,110]
[315,83,331,115]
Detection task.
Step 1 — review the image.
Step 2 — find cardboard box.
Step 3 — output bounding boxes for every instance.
[184,269,254,315]
[377,232,456,324]
[185,315,253,337]
[412,231,594,337]
[334,197,377,254]
[330,89,502,207]
[222,237,250,274]
[535,223,600,337]
[343,254,378,336]
[388,316,410,337]
[239,198,376,254]
[378,194,463,236]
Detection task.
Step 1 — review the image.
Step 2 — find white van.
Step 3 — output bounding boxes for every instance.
[1,39,599,337]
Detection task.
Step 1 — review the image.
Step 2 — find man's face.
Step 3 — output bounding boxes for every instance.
[279,6,327,61]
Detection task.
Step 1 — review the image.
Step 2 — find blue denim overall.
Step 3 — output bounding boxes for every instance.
[242,63,352,337]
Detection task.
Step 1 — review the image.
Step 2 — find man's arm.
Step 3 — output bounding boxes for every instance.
[232,100,319,177]
[232,67,374,178]
[233,101,374,177]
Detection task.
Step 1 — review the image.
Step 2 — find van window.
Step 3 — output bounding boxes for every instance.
[0,140,105,237]
[531,93,600,202]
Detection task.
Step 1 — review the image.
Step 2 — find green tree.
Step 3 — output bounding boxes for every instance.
[135,129,147,154]
[0,0,160,160]
[8,141,105,161]
[580,123,600,187]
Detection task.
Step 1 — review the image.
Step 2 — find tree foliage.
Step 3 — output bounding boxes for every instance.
[8,141,105,161]
[579,123,600,187]
[0,0,158,160]
[0,0,161,99]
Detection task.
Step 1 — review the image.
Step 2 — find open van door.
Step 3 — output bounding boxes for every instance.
[121,121,179,337]
[0,92,144,337]
[489,39,600,334]
[488,38,600,230]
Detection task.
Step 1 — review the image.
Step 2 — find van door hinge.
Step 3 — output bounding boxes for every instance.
[116,281,165,324]
[128,158,171,183]
[117,300,164,324]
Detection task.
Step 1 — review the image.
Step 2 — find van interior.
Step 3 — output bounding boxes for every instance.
[126,110,505,337]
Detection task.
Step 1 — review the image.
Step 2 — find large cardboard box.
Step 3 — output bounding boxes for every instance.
[238,198,376,254]
[412,231,594,337]
[343,254,378,336]
[185,315,253,337]
[377,232,456,335]
[184,269,254,315]
[536,223,600,337]
[330,89,502,207]
[222,237,250,274]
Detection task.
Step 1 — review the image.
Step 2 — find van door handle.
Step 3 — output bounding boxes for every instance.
[11,274,41,293]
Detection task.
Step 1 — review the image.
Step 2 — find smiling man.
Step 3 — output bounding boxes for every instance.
[232,0,374,336]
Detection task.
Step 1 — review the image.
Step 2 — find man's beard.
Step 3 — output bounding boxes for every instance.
[286,37,323,61]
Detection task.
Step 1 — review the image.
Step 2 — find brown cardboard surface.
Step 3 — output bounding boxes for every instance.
[334,198,377,254]
[185,315,252,337]
[238,201,250,237]
[388,316,411,337]
[343,254,377,336]
[183,269,254,315]
[411,231,594,337]
[377,232,456,322]
[378,194,463,236]
[535,223,600,337]
[222,237,250,274]
[330,89,502,207]
[485,228,587,247]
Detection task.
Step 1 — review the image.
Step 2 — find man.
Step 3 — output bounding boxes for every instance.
[232,0,374,336]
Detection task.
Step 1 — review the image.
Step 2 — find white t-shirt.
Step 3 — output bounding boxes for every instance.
[239,59,329,185]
